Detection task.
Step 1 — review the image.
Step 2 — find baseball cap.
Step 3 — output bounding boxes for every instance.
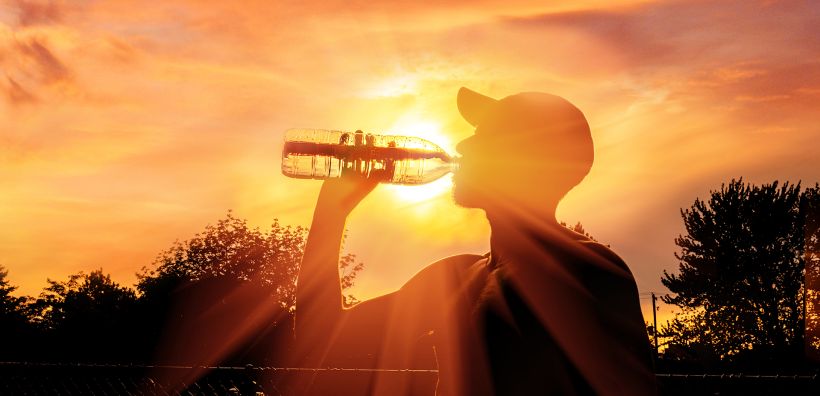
[456,87,594,171]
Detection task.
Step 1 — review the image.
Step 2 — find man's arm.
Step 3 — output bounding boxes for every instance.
[293,177,379,366]
[294,172,483,366]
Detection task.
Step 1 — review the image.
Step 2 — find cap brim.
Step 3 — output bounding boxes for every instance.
[457,87,498,127]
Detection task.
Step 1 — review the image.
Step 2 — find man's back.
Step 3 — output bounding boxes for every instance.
[473,231,652,395]
[304,229,652,395]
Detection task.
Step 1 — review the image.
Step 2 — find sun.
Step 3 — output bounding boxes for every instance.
[383,118,455,204]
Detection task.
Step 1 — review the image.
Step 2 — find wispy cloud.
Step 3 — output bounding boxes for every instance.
[11,0,64,27]
[4,76,37,104]
[15,37,70,83]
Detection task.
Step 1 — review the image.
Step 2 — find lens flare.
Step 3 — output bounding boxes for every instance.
[388,174,454,203]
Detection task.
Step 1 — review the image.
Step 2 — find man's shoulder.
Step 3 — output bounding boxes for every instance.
[399,253,487,293]
[412,253,487,278]
[577,241,630,273]
[570,241,641,303]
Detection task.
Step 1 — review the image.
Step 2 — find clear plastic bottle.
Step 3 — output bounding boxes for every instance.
[281,129,457,185]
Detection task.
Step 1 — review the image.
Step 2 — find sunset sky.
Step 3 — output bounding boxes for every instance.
[2,0,819,325]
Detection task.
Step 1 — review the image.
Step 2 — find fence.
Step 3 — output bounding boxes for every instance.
[1,362,818,395]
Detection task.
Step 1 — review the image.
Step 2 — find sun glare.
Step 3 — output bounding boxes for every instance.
[361,75,419,98]
[389,174,454,203]
[384,118,455,204]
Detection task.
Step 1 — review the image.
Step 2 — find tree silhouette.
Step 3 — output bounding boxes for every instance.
[1,213,364,365]
[803,185,820,361]
[661,179,820,367]
[134,211,364,367]
[560,221,605,245]
[0,265,31,360]
[0,265,27,322]
[28,269,138,361]
[137,211,362,309]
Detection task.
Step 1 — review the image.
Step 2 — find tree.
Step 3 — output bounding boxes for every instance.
[0,265,31,359]
[135,211,364,367]
[28,269,138,361]
[32,269,137,330]
[560,221,600,243]
[0,265,27,321]
[137,211,363,309]
[804,185,820,361]
[661,179,820,366]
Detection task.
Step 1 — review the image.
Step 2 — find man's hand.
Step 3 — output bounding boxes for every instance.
[316,171,380,215]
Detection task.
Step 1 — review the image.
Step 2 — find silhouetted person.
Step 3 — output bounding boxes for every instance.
[290,88,656,395]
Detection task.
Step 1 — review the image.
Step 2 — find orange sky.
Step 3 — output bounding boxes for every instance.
[2,0,819,325]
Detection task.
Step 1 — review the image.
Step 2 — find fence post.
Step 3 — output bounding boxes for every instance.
[651,292,659,358]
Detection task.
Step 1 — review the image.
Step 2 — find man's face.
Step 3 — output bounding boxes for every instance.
[452,117,589,212]
[452,119,535,210]
[453,129,488,209]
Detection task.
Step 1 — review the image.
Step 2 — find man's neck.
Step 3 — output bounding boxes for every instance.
[486,207,561,265]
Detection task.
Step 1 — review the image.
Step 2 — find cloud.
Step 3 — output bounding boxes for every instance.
[12,0,64,27]
[489,0,820,135]
[0,34,73,108]
[4,76,38,104]
[16,37,70,83]
[502,0,820,67]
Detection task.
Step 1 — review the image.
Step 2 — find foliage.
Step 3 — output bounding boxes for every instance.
[137,211,363,309]
[30,269,137,331]
[1,213,365,364]
[24,269,139,361]
[803,185,820,360]
[560,221,599,243]
[0,265,31,359]
[0,265,28,321]
[661,179,820,365]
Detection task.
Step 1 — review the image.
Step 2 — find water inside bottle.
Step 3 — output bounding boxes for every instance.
[282,129,455,185]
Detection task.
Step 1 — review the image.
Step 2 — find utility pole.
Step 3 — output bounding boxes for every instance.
[651,292,659,358]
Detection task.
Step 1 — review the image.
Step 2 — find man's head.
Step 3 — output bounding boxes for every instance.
[453,87,594,216]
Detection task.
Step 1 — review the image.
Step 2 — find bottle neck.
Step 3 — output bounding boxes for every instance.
[448,157,460,173]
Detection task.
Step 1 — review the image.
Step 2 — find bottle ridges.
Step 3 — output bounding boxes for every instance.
[283,141,450,162]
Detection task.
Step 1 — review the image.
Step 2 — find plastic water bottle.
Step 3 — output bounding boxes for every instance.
[281,129,457,185]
